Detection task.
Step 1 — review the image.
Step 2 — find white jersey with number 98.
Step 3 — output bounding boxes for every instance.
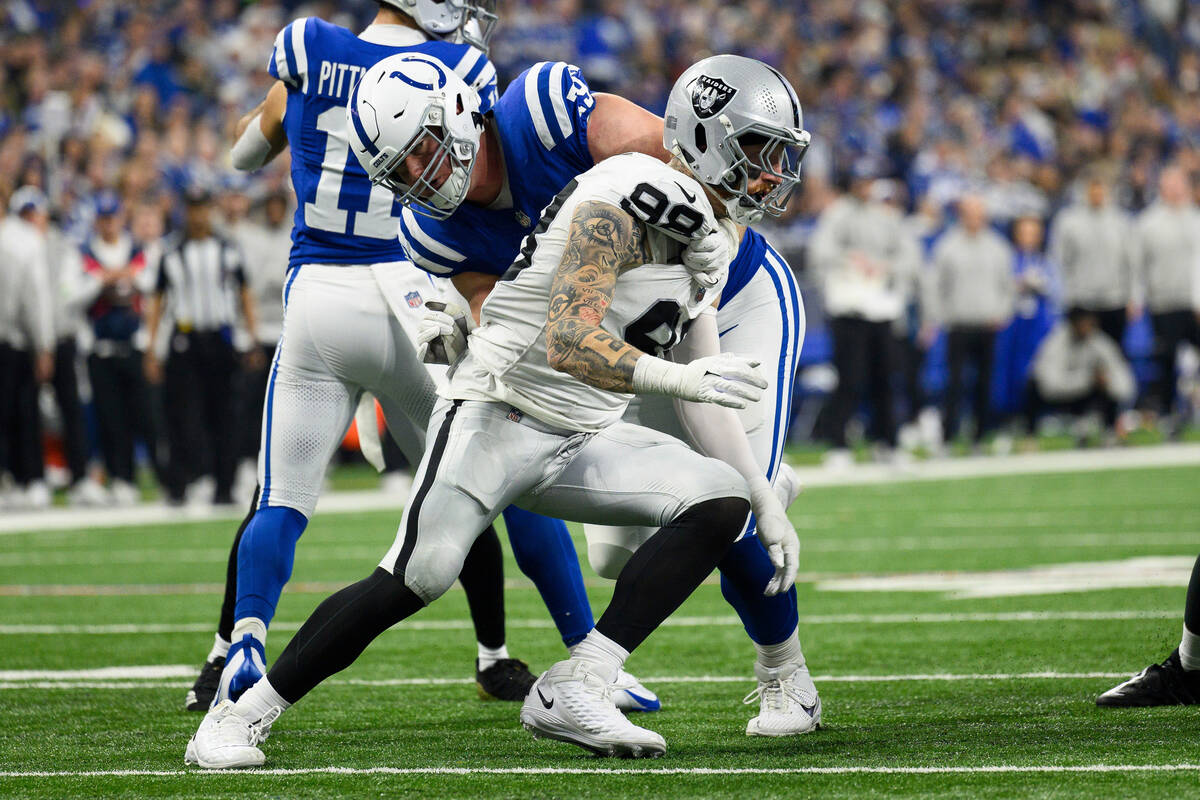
[447,153,726,432]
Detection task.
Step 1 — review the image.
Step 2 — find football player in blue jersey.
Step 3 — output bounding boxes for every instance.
[354,53,819,736]
[183,0,609,714]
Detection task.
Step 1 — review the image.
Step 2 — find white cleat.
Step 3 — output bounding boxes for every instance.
[744,661,821,737]
[68,478,110,507]
[612,668,661,713]
[110,479,140,507]
[184,700,280,769]
[520,660,666,758]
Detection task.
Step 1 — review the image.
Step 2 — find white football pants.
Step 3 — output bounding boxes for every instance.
[379,398,748,603]
[584,248,805,577]
[256,262,455,517]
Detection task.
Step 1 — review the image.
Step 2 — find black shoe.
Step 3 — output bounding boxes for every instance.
[185,656,226,711]
[1097,649,1200,707]
[476,658,537,702]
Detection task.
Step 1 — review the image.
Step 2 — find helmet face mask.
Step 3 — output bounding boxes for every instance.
[374,107,478,220]
[459,0,499,51]
[717,123,811,223]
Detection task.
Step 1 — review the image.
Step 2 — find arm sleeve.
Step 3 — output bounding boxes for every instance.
[667,308,764,484]
[268,17,311,91]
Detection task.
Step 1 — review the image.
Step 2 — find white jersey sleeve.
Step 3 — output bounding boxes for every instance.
[447,153,725,432]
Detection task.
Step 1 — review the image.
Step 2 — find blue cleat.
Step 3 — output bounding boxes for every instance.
[213,633,266,707]
[612,669,661,712]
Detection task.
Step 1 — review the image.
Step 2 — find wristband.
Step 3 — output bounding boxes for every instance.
[230,116,273,171]
[632,354,688,397]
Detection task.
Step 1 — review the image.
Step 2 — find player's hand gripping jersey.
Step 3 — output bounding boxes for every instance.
[269,17,498,271]
[447,153,727,431]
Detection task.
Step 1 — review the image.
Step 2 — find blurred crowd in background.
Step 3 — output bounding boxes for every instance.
[2,0,1200,508]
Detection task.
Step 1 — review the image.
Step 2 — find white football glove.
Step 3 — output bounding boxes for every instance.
[632,352,767,409]
[747,475,799,596]
[681,217,739,289]
[416,300,474,365]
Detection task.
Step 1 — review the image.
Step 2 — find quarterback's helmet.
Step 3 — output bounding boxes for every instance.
[383,0,498,50]
[664,55,811,224]
[384,0,465,39]
[347,53,484,220]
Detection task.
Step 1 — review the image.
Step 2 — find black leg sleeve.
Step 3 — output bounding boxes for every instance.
[217,487,261,641]
[1185,554,1200,636]
[457,524,506,649]
[596,496,749,653]
[267,568,425,704]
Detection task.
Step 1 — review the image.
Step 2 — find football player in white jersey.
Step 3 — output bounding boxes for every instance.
[184,56,805,766]
[372,53,818,734]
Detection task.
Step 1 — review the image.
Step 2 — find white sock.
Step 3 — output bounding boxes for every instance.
[755,629,804,670]
[231,617,268,649]
[477,642,510,671]
[206,634,231,663]
[569,629,628,682]
[232,677,290,723]
[1180,624,1200,672]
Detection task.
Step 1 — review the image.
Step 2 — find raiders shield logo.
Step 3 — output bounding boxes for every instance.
[688,74,737,119]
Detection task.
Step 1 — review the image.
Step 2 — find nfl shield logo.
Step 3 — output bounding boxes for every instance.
[405,291,423,308]
[515,210,531,227]
[688,74,737,120]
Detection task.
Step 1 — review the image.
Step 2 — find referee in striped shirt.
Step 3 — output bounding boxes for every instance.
[144,189,261,505]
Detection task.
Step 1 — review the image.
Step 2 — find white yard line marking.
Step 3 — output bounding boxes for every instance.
[5,530,1197,567]
[0,669,1134,688]
[2,444,1197,535]
[0,609,1177,636]
[1,764,1198,777]
[0,665,197,680]
[818,556,1196,598]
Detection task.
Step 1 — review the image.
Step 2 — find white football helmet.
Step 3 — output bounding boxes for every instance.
[664,55,811,224]
[348,53,484,220]
[385,0,465,39]
[384,0,498,50]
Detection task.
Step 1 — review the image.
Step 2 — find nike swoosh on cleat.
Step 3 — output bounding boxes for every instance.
[674,182,697,204]
[801,701,819,716]
[536,687,554,709]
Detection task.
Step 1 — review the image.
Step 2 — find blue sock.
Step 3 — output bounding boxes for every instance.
[234,506,309,625]
[502,506,594,647]
[718,533,798,646]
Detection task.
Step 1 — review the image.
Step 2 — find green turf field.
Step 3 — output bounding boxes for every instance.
[1,463,1198,798]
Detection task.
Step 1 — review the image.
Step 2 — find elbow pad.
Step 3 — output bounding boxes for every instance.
[230,116,273,172]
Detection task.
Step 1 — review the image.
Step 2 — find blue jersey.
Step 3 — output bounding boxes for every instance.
[398,60,767,305]
[398,61,595,277]
[269,19,498,271]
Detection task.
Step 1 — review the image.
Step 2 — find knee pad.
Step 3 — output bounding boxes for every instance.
[397,541,471,604]
[582,523,654,580]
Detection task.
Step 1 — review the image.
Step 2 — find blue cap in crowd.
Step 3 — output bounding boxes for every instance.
[95,190,122,217]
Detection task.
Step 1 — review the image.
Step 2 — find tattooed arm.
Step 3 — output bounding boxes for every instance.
[545,200,649,391]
